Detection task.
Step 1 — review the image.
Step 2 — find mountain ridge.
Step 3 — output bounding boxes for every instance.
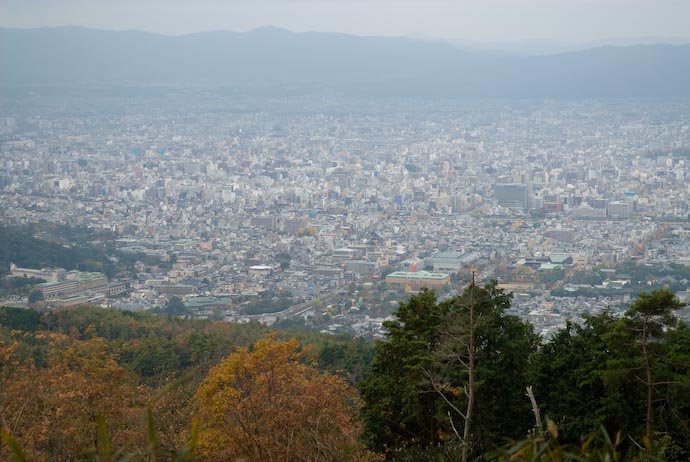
[1,27,689,97]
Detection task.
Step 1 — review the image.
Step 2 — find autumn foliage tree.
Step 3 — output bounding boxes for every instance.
[0,332,148,461]
[195,335,365,462]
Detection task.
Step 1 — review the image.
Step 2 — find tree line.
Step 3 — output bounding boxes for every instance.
[0,306,373,461]
[2,284,690,461]
[360,283,690,461]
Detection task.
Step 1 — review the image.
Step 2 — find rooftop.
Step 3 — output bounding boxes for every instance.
[387,270,450,280]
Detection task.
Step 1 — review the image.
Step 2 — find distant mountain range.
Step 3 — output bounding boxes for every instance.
[1,26,689,98]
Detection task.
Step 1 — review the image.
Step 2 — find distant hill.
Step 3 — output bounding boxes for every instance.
[1,26,689,98]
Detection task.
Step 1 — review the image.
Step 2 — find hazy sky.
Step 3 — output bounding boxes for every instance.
[2,0,690,45]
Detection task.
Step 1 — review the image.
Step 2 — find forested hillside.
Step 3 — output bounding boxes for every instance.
[0,306,373,461]
[0,223,167,278]
[2,285,690,461]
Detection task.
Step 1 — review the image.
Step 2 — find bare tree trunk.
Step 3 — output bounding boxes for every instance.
[461,280,476,462]
[526,386,542,431]
[641,317,652,442]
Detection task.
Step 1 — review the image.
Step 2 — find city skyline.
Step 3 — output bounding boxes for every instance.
[2,94,690,335]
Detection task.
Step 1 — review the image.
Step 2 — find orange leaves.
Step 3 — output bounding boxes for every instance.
[196,335,364,462]
[1,308,375,461]
[0,338,20,364]
[0,335,148,462]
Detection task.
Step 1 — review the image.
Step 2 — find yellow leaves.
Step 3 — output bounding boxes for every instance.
[0,333,148,462]
[196,335,364,462]
[35,331,71,348]
[547,418,559,439]
[0,338,20,362]
[32,330,116,369]
[84,324,97,338]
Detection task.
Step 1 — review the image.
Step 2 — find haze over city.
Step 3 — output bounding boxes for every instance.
[4,0,690,460]
[1,0,690,325]
[2,0,690,53]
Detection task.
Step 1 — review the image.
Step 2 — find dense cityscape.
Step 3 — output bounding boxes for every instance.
[2,95,690,337]
[4,0,690,458]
